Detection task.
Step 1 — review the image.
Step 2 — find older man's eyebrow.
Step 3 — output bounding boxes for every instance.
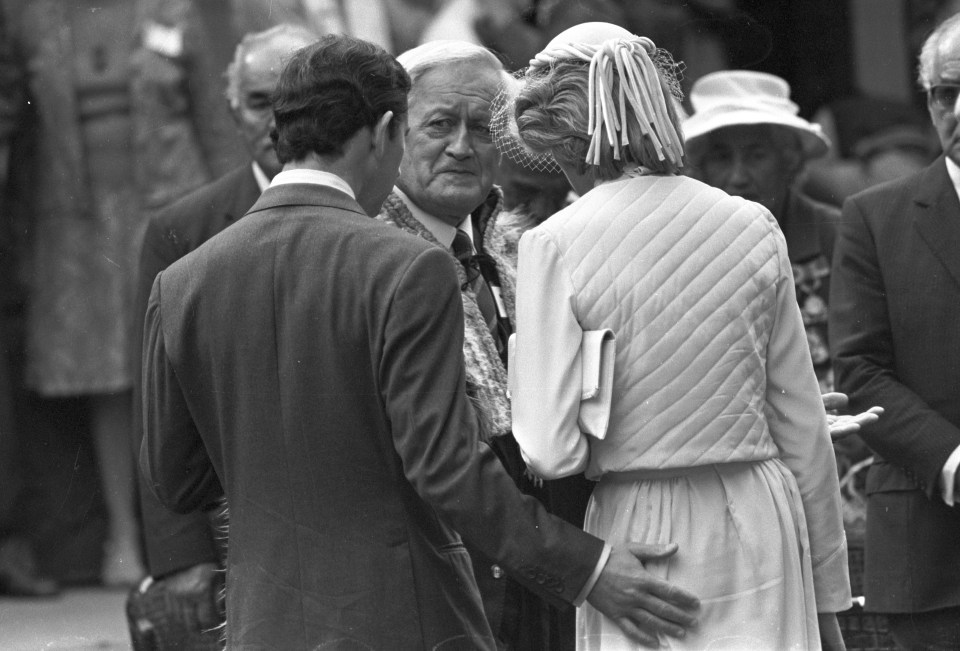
[245,90,272,102]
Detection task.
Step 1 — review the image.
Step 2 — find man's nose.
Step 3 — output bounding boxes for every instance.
[445,123,473,159]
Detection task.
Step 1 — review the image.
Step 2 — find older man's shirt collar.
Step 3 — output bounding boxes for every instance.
[946,157,960,204]
[393,187,474,250]
[270,168,356,199]
[252,162,271,193]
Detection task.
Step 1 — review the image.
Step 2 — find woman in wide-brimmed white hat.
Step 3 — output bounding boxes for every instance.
[505,21,851,650]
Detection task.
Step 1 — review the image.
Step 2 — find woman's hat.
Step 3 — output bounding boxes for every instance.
[536,22,635,60]
[683,70,830,159]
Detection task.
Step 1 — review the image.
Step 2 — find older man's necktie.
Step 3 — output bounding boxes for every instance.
[451,229,504,356]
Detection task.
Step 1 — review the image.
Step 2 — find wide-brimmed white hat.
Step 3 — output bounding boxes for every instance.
[683,70,830,159]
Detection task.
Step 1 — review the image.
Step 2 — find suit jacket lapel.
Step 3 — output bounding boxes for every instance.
[913,157,960,289]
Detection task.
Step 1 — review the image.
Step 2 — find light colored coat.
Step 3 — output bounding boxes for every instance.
[511,173,849,613]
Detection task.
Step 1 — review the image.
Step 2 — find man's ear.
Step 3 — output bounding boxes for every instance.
[372,111,395,157]
[227,99,242,128]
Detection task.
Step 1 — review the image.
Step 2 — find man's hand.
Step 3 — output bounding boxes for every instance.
[822,392,884,440]
[586,542,700,647]
[160,562,222,630]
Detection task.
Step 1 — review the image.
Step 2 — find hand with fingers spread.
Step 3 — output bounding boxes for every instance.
[586,542,700,647]
[822,392,884,440]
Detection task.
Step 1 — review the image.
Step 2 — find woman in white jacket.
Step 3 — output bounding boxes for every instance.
[508,22,850,650]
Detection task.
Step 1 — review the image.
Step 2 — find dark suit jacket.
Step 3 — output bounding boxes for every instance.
[830,156,960,613]
[140,182,606,650]
[133,164,260,577]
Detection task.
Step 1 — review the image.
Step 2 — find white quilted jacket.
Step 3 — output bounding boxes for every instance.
[512,174,849,610]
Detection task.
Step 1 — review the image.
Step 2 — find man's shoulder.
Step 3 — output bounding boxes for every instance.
[791,190,841,221]
[846,159,937,207]
[150,165,257,235]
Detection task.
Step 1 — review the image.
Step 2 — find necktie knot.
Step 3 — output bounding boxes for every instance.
[452,229,480,286]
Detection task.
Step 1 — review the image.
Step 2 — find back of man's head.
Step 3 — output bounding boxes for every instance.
[225,23,319,111]
[271,34,411,164]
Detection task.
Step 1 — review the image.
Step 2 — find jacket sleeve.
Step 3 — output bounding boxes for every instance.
[511,227,591,479]
[134,220,220,577]
[380,246,605,608]
[140,273,223,515]
[764,228,850,613]
[830,195,960,498]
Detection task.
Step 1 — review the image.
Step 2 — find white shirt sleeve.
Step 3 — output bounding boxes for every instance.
[511,228,591,479]
[941,445,960,505]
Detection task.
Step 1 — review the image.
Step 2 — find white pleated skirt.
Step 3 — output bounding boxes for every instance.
[580,458,820,651]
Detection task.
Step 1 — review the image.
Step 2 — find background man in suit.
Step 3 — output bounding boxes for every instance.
[131,23,316,638]
[140,34,700,649]
[830,12,960,648]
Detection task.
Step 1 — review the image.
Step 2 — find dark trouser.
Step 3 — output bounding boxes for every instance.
[0,303,24,533]
[886,607,960,650]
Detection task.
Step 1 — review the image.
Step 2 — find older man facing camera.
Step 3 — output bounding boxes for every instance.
[830,13,960,648]
[377,40,543,649]
[130,23,317,643]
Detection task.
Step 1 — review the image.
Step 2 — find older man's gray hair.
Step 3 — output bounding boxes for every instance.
[918,11,960,90]
[397,40,510,88]
[224,23,318,109]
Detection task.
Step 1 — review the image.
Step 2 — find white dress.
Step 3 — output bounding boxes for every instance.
[511,174,850,650]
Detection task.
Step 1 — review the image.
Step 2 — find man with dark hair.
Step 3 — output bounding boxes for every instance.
[141,34,700,649]
[130,23,316,643]
[831,12,960,648]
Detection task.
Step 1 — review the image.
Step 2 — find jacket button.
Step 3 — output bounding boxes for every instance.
[491,565,503,579]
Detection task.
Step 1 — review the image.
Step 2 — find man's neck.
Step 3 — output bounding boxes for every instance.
[394,187,470,249]
[283,156,359,190]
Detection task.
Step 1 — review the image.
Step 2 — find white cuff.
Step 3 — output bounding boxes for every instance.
[574,543,611,607]
[940,444,960,506]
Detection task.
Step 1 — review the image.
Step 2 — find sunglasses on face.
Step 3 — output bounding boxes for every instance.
[929,84,960,113]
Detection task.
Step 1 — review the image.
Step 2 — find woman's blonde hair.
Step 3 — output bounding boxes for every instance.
[514,38,685,182]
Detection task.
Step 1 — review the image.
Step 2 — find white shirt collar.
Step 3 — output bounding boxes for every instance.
[946,157,960,203]
[269,168,356,199]
[393,187,473,250]
[252,161,271,193]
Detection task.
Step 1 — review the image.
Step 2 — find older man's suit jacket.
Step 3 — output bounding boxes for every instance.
[831,156,960,613]
[140,182,606,650]
[132,163,260,578]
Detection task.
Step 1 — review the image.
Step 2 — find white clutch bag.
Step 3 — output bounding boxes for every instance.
[508,329,616,439]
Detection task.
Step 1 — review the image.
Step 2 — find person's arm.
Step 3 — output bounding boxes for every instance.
[511,227,590,478]
[822,392,883,440]
[140,273,223,514]
[380,246,699,643]
[764,228,851,614]
[133,220,221,627]
[830,196,960,501]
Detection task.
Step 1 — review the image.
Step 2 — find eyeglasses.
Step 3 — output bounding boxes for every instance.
[929,84,960,113]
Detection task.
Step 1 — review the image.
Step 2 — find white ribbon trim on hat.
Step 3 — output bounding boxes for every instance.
[532,37,683,169]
